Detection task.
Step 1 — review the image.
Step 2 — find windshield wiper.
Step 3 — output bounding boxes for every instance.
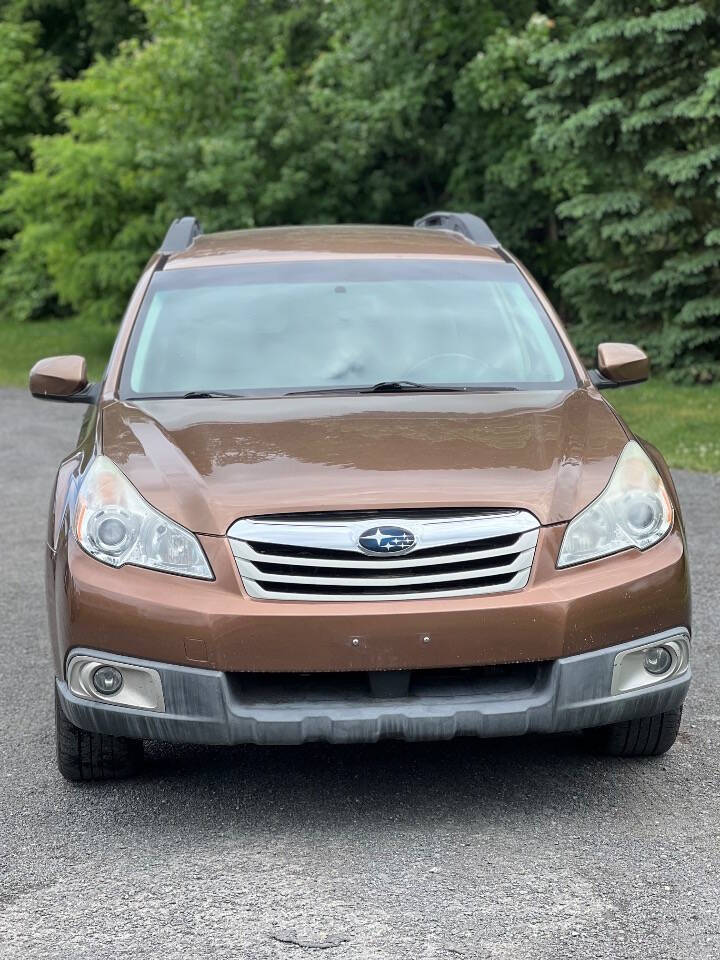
[285,381,467,396]
[367,380,464,393]
[285,381,519,396]
[181,391,245,399]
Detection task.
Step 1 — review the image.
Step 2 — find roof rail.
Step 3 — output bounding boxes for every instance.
[160,216,202,254]
[414,211,499,247]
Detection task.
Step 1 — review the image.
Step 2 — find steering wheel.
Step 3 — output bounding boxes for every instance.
[404,352,491,380]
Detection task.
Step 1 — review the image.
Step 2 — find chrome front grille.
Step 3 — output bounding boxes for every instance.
[227,510,540,602]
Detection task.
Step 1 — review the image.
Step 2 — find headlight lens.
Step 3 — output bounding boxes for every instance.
[557,441,673,568]
[74,456,213,579]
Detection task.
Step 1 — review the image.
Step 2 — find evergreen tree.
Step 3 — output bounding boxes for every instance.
[447,14,568,290]
[529,0,720,380]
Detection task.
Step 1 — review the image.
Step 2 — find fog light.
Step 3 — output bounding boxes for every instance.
[611,633,689,695]
[92,664,123,695]
[68,655,165,711]
[644,646,673,676]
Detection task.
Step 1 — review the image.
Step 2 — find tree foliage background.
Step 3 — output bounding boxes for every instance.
[1,0,718,380]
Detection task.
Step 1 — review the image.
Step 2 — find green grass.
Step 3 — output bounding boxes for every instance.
[609,379,720,473]
[0,317,114,387]
[1,317,718,471]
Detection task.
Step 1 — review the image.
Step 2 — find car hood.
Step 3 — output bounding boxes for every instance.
[101,389,628,535]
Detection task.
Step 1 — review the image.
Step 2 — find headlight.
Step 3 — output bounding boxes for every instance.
[74,456,213,579]
[557,441,673,568]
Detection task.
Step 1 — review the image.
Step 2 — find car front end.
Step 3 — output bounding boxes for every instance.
[34,216,692,779]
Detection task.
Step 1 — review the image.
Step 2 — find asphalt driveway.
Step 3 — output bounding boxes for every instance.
[1,388,718,960]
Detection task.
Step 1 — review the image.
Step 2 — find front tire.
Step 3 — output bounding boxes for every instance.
[585,707,683,757]
[55,688,144,781]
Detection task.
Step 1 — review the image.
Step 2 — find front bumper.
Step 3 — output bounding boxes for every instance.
[57,630,691,746]
[52,525,690,674]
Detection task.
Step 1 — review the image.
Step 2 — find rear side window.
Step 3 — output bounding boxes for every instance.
[120,259,577,397]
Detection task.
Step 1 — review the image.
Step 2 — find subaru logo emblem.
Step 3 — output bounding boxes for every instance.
[357,526,417,556]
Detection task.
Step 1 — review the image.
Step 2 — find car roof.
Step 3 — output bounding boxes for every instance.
[164,224,505,269]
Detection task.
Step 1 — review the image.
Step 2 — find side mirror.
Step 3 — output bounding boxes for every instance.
[589,343,649,389]
[29,355,96,403]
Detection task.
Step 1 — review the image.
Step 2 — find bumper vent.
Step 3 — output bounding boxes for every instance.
[228,510,539,602]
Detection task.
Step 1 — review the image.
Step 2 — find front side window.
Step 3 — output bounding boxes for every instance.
[120,259,577,397]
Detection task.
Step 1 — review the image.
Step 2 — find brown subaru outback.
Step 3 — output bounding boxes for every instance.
[31,212,691,781]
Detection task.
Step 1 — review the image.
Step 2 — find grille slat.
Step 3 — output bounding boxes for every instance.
[244,531,522,563]
[236,548,532,587]
[248,552,520,579]
[253,572,517,598]
[234,529,537,570]
[227,511,540,602]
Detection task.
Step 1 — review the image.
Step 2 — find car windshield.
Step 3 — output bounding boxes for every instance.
[120,259,577,397]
